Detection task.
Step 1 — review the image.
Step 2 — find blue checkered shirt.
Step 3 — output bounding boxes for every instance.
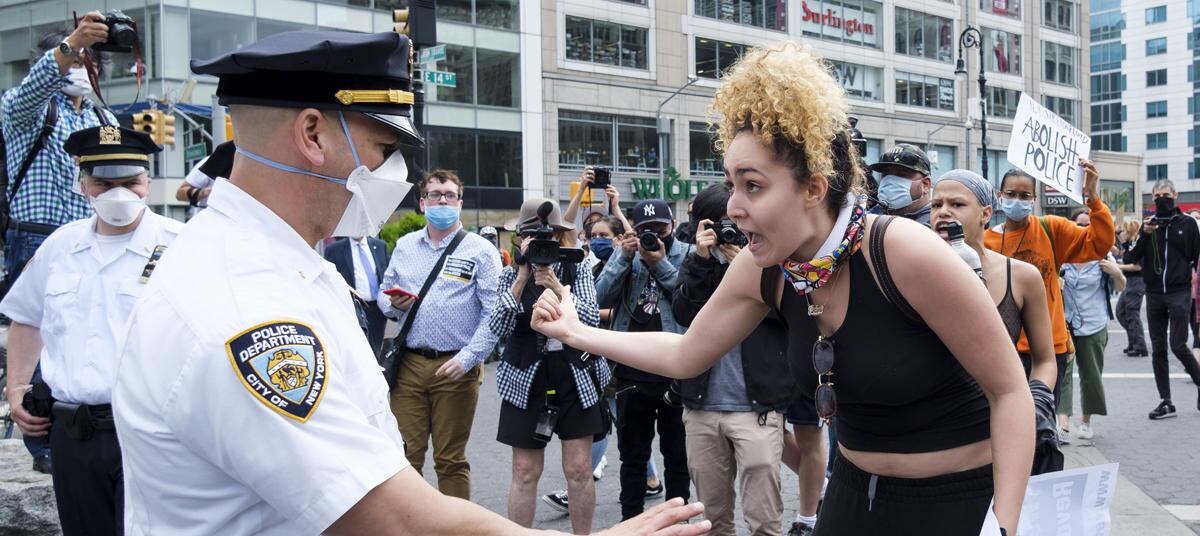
[489,259,607,410]
[2,50,115,226]
[377,226,502,371]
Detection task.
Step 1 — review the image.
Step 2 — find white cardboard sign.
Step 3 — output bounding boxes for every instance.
[980,463,1120,536]
[1006,93,1091,205]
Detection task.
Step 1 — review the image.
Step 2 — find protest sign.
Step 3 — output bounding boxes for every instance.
[1006,93,1091,204]
[980,463,1120,536]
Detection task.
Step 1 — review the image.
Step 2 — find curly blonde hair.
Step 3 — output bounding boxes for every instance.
[708,42,863,210]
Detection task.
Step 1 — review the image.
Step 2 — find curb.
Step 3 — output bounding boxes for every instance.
[1062,444,1196,535]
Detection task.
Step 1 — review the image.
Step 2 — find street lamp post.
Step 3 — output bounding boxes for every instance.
[956,26,988,183]
[657,76,700,198]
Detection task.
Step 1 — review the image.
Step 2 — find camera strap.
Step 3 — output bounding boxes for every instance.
[73,10,144,112]
[397,228,467,347]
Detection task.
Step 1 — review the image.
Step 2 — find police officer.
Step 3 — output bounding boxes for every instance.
[868,143,933,226]
[111,30,707,535]
[1,125,182,535]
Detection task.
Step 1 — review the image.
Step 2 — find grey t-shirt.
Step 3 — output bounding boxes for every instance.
[699,344,752,411]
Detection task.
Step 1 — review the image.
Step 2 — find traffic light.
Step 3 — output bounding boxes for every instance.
[155,111,176,146]
[132,110,156,135]
[224,114,234,141]
[393,0,437,48]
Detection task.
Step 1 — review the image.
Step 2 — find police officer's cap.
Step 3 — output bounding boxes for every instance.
[64,125,161,180]
[190,31,423,146]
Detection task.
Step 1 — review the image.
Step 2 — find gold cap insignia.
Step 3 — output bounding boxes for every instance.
[99,126,121,145]
[334,89,415,106]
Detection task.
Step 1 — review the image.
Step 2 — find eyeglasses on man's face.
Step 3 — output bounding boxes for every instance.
[423,192,460,202]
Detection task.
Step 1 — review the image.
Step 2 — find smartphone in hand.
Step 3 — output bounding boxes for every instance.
[383,287,420,301]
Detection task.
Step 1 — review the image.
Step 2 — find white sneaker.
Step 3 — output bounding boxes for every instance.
[1077,423,1094,440]
[1057,428,1072,445]
[593,455,607,481]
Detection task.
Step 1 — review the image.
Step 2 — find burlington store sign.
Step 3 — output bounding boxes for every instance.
[800,0,880,45]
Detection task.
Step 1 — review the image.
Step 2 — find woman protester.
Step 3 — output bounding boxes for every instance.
[671,184,797,536]
[931,169,1063,472]
[984,167,1115,405]
[489,198,607,534]
[1115,220,1148,356]
[529,42,1033,535]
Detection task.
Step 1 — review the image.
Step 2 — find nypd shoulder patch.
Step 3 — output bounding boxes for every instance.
[225,321,329,423]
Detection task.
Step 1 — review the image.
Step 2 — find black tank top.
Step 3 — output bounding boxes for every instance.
[997,259,1022,345]
[769,252,991,454]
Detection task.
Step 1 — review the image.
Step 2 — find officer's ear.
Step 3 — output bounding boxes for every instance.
[292,108,329,168]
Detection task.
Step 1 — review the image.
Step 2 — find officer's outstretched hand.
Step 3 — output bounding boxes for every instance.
[595,498,710,535]
[531,285,580,342]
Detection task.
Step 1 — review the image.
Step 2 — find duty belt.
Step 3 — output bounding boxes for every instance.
[7,220,58,235]
[406,347,460,360]
[51,402,115,441]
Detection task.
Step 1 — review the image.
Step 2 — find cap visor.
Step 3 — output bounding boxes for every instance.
[634,217,673,228]
[869,163,925,175]
[89,165,148,180]
[365,113,424,147]
[553,223,576,232]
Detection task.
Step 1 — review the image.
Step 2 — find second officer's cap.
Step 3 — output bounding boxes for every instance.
[64,125,161,180]
[190,31,423,146]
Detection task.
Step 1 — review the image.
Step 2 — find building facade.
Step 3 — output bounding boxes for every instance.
[2,0,1142,226]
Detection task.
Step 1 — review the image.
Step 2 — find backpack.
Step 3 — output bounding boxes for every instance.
[0,98,59,238]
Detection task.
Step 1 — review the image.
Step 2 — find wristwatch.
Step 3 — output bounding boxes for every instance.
[57,39,80,57]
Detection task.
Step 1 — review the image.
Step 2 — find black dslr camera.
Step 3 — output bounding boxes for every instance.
[638,229,661,252]
[93,10,138,53]
[519,201,586,266]
[713,218,747,246]
[591,167,611,189]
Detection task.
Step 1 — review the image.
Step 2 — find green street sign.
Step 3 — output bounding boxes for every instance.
[418,45,446,64]
[423,70,457,87]
[184,143,206,162]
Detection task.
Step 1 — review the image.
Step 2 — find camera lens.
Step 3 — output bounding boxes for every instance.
[639,230,660,251]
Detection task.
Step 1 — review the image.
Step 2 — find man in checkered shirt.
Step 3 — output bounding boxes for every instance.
[0,12,118,473]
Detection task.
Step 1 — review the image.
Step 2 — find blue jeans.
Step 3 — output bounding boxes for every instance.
[4,229,51,459]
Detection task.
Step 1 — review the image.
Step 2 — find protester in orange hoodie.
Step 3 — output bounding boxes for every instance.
[984,161,1113,405]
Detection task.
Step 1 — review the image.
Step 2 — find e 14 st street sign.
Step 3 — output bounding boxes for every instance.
[423,70,457,88]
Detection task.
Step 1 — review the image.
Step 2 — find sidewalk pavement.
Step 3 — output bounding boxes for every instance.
[1062,443,1196,535]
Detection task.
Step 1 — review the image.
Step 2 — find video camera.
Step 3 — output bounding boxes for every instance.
[713,218,747,246]
[519,201,586,266]
[93,10,139,53]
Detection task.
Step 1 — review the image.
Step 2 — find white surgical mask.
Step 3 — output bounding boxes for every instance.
[90,186,145,226]
[235,112,412,238]
[62,67,91,97]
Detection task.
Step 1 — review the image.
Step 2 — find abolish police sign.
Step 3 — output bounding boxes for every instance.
[1006,93,1091,205]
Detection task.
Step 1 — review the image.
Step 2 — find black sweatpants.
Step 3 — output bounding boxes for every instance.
[1145,290,1200,401]
[814,455,993,535]
[616,381,689,520]
[48,420,123,536]
[1116,277,1147,352]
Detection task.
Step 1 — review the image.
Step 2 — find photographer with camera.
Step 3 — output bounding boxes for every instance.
[671,184,798,536]
[564,166,630,242]
[489,198,605,533]
[595,199,694,520]
[1124,179,1200,419]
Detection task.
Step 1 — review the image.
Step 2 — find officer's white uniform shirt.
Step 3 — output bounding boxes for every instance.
[113,179,408,535]
[0,212,183,405]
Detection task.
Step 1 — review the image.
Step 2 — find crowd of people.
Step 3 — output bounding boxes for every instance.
[2,16,1199,536]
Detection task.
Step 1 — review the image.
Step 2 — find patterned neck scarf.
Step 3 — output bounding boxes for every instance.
[779,194,869,295]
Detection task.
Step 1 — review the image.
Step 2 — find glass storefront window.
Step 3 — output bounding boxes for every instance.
[689,122,722,176]
[565,16,648,70]
[984,28,1021,75]
[980,0,1022,19]
[478,132,523,188]
[695,0,787,32]
[1042,41,1077,86]
[560,111,659,172]
[437,45,474,104]
[801,0,881,48]
[986,86,1021,118]
[434,0,516,29]
[826,59,883,101]
[477,49,519,108]
[895,8,953,62]
[427,129,478,186]
[1099,179,1133,213]
[422,127,522,190]
[191,10,254,64]
[695,37,747,79]
[895,72,955,111]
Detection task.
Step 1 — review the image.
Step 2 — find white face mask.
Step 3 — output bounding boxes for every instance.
[62,67,91,97]
[90,186,145,227]
[331,150,411,238]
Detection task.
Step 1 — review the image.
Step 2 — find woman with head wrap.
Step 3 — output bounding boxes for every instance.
[932,170,1063,473]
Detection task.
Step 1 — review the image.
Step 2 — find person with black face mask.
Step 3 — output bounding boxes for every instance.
[1124,179,1200,419]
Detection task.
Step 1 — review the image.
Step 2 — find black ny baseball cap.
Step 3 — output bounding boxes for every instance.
[870,143,931,176]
